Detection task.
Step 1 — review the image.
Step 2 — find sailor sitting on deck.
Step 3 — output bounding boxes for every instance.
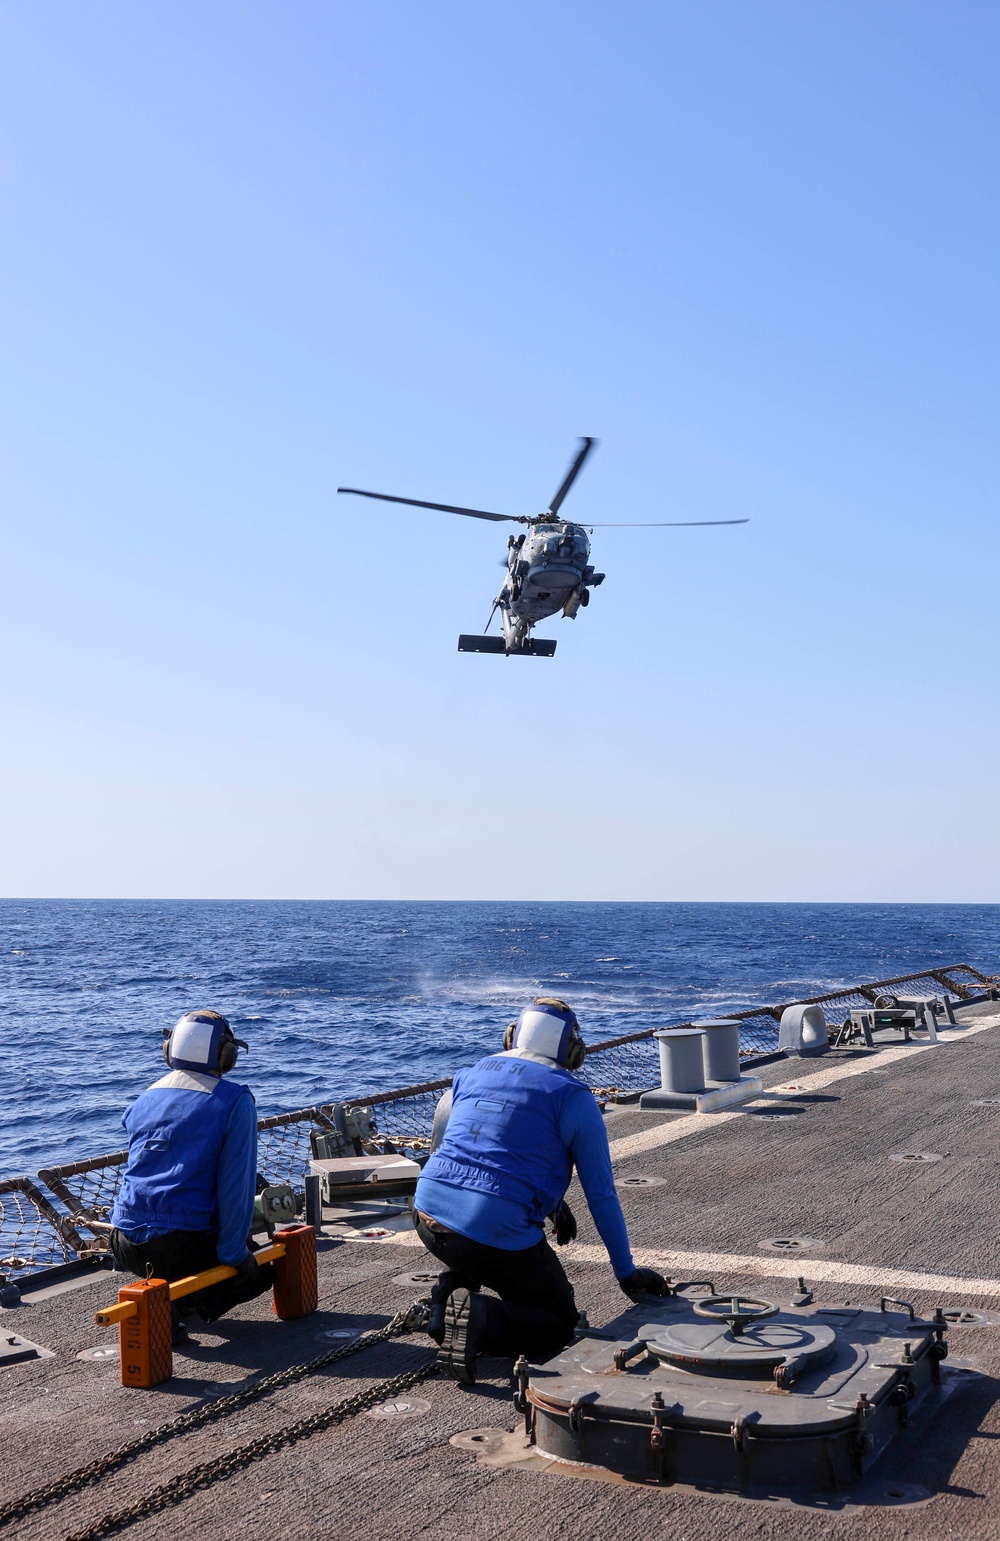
[414,997,668,1383]
[109,1010,273,1344]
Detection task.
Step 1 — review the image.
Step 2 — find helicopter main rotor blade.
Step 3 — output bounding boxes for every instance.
[547,436,597,515]
[337,487,523,523]
[587,518,750,527]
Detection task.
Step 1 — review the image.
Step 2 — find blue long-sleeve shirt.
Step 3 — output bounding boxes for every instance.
[115,1072,258,1266]
[212,1092,259,1265]
[415,1074,634,1278]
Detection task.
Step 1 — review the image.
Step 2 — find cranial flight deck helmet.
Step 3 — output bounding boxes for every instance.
[503,997,586,1071]
[163,1010,247,1076]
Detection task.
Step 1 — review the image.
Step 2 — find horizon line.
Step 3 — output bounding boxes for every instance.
[0,896,996,907]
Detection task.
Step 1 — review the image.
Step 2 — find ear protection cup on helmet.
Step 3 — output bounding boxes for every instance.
[503,1021,518,1051]
[217,1032,240,1075]
[564,1033,586,1072]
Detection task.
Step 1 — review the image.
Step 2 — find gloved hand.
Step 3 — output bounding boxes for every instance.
[618,1266,670,1301]
[550,1199,577,1247]
[233,1252,260,1288]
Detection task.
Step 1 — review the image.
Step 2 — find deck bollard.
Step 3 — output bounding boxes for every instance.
[641,1026,763,1112]
[653,1029,707,1094]
[693,1020,742,1084]
[271,1224,318,1319]
[117,1276,173,1389]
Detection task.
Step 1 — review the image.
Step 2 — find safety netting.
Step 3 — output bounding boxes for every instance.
[37,1150,129,1256]
[0,1176,85,1278]
[8,962,993,1280]
[255,1108,331,1189]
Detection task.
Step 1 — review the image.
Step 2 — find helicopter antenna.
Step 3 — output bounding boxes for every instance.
[546,437,597,516]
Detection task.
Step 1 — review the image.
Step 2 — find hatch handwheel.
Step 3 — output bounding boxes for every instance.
[692,1295,779,1336]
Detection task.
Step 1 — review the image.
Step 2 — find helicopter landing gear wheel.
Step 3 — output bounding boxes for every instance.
[580,588,589,606]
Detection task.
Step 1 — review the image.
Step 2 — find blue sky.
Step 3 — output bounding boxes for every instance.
[1,1,998,901]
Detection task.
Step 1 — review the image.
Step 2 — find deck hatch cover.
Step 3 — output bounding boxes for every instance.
[528,1294,945,1490]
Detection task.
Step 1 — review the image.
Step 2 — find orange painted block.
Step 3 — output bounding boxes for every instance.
[271,1224,318,1320]
[118,1277,172,1388]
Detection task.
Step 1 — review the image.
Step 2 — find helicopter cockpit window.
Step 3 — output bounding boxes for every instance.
[545,531,587,562]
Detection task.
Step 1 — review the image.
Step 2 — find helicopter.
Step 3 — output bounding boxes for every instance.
[338,438,748,657]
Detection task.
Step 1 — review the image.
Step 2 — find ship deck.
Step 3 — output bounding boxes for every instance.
[4,1002,1000,1541]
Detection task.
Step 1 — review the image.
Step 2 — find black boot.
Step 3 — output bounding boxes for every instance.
[426,1269,469,1345]
[171,1304,204,1347]
[427,1300,446,1345]
[437,1288,488,1385]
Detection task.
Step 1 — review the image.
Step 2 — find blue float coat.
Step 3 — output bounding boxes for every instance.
[415,1052,634,1278]
[110,1070,258,1266]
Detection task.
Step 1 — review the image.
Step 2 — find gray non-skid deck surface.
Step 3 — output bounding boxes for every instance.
[4,1010,1000,1540]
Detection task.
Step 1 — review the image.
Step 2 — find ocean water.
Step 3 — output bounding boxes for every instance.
[1,899,997,1177]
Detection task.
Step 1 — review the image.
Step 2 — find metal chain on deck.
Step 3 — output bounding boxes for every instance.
[0,1302,431,1534]
[64,1355,439,1541]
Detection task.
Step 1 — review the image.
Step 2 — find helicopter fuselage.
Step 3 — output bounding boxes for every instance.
[497,518,604,651]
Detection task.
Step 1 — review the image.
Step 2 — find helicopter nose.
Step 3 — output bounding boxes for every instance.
[524,565,580,592]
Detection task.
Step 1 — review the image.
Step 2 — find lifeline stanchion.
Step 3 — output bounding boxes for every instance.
[93,1225,317,1388]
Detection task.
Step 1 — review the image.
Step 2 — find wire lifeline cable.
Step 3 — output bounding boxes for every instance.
[0,1303,430,1532]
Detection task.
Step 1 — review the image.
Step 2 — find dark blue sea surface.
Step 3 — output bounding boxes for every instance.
[1,900,997,1176]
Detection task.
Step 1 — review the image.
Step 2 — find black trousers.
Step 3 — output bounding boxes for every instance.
[110,1229,273,1324]
[414,1214,578,1361]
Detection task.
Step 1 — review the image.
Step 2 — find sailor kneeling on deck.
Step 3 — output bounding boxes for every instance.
[109,1010,274,1344]
[414,997,667,1382]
